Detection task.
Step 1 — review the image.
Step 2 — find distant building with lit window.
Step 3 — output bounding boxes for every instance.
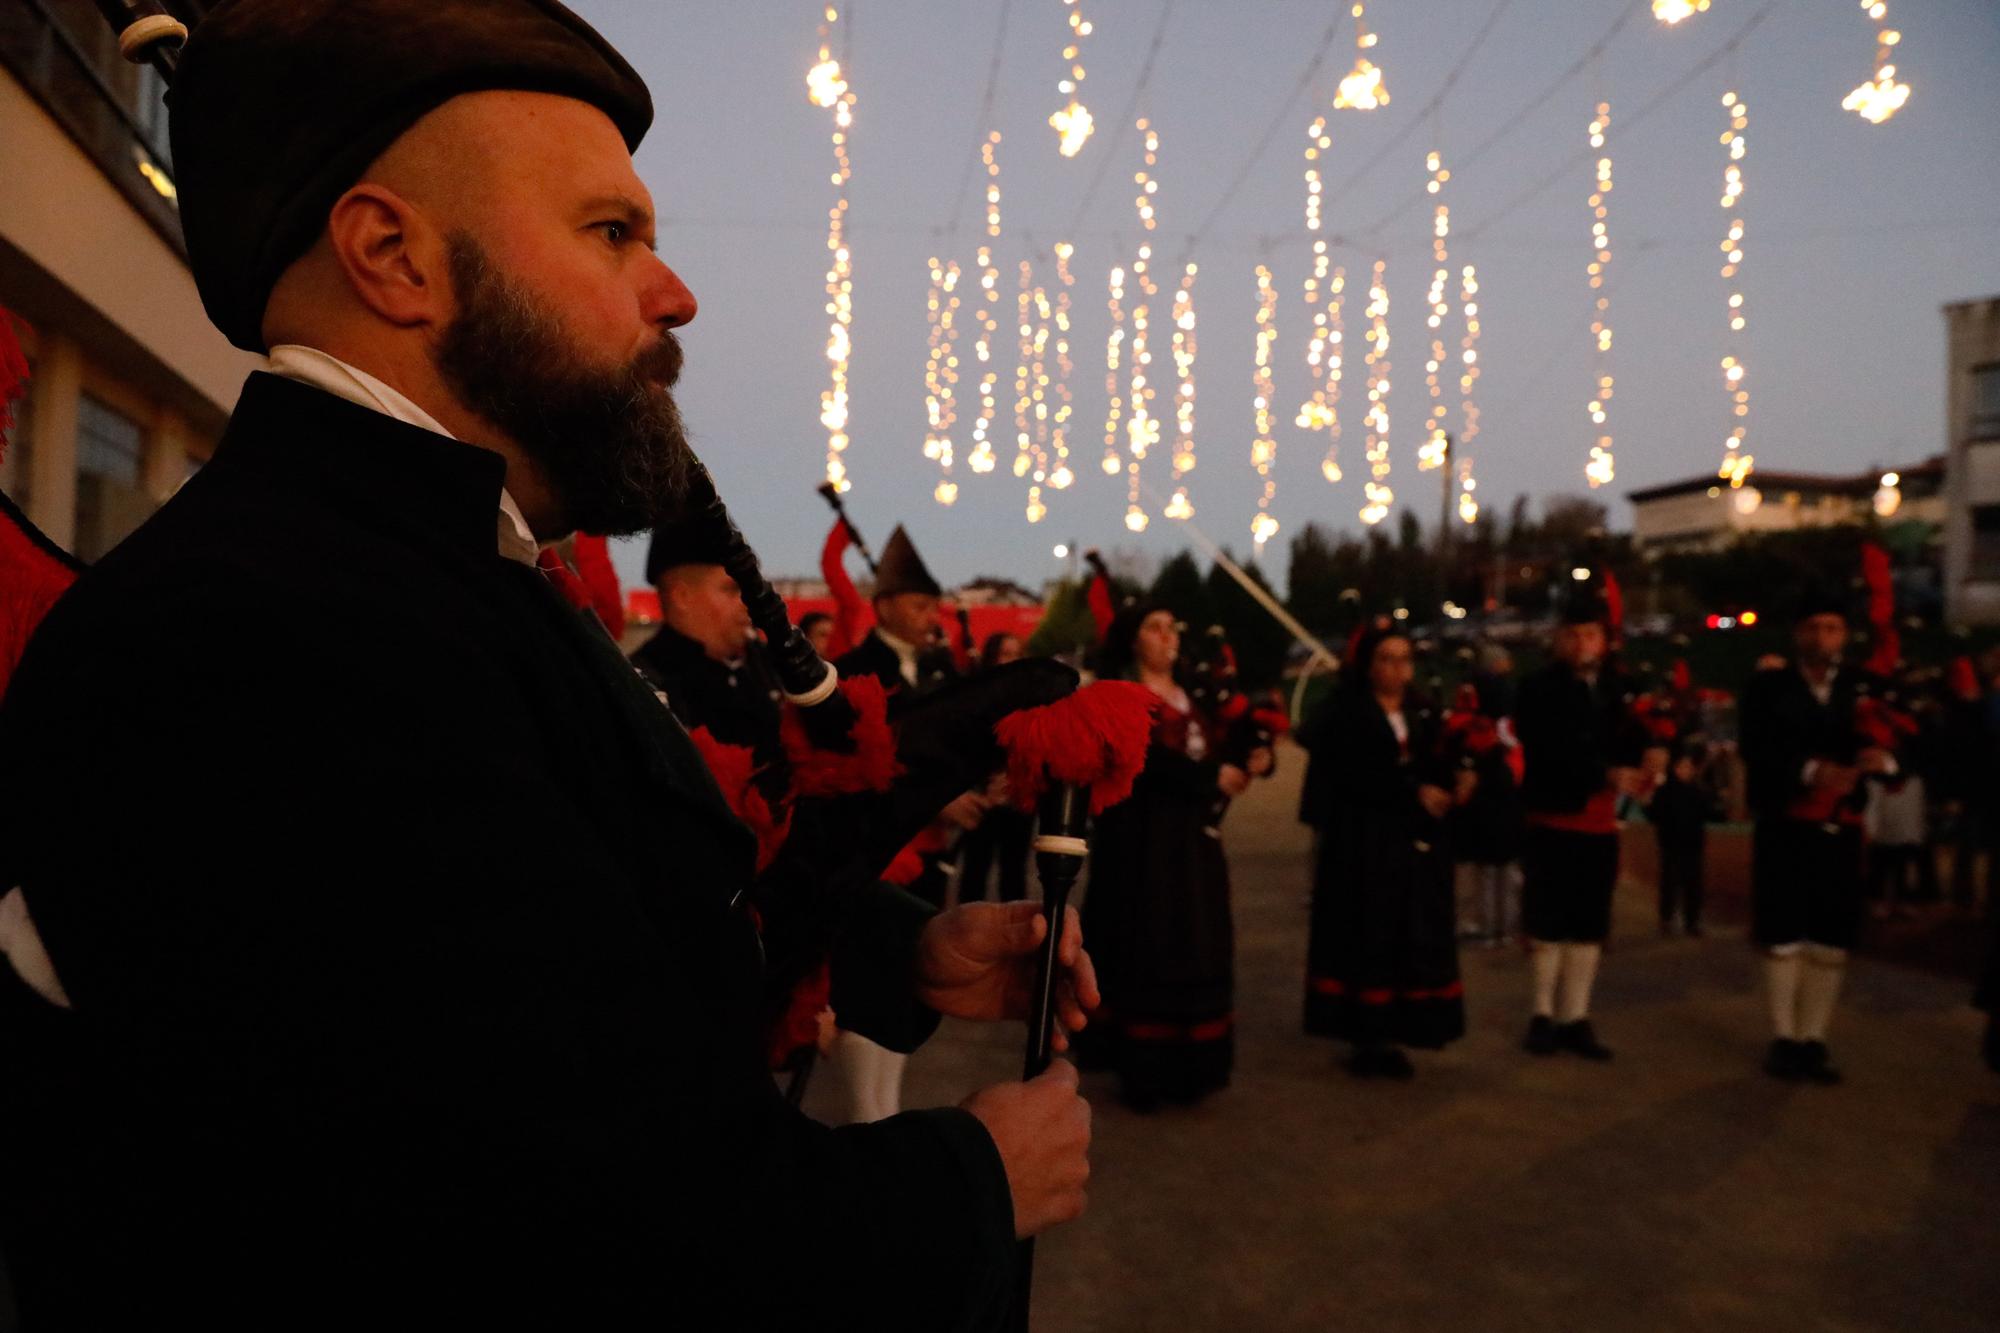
[1626,458,1945,555]
[0,0,254,562]
[1942,296,2000,627]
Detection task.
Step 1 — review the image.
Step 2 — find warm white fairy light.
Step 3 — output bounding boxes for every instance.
[1250,264,1281,550]
[1298,246,1346,485]
[1022,276,1054,524]
[1013,261,1036,481]
[1843,0,1910,124]
[1873,471,1901,518]
[1715,91,1754,490]
[1457,260,1482,523]
[1102,263,1126,477]
[923,258,964,505]
[1162,261,1198,521]
[1653,0,1709,25]
[967,132,1004,477]
[1303,115,1332,232]
[1359,259,1393,525]
[1122,121,1162,534]
[1584,100,1615,489]
[1049,0,1096,157]
[810,5,858,492]
[1050,242,1077,490]
[1334,3,1389,112]
[1418,149,1453,473]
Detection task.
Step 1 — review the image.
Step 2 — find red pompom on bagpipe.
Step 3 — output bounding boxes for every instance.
[780,674,900,797]
[993,679,1159,816]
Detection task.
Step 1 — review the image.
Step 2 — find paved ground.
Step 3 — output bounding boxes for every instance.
[809,741,2000,1333]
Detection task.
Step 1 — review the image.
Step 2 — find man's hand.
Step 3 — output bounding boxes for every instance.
[1218,763,1250,798]
[915,901,1100,1050]
[1858,747,1896,776]
[1453,769,1479,805]
[1417,784,1453,820]
[962,1062,1092,1240]
[1246,746,1275,778]
[1814,762,1862,798]
[939,789,995,831]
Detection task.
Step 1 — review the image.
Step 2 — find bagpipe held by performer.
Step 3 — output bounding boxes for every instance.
[0,3,1104,1327]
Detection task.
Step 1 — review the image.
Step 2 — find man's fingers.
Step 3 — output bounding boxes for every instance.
[1035,1057,1079,1091]
[1057,910,1084,966]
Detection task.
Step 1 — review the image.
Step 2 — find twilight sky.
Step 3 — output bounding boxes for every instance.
[575,0,2000,593]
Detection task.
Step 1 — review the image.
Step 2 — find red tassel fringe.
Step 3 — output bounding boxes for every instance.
[684,726,791,873]
[0,308,30,459]
[994,679,1160,815]
[780,674,902,797]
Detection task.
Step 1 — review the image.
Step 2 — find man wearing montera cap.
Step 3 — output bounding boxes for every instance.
[1739,589,1895,1084]
[837,523,961,709]
[1512,581,1657,1061]
[0,3,1092,1326]
[633,522,783,769]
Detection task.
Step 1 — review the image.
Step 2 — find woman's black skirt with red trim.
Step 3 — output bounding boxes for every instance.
[1303,829,1466,1050]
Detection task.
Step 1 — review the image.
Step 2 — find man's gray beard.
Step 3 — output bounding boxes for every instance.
[433,232,692,536]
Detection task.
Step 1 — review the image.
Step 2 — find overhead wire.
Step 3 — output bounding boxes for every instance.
[943,0,1017,238]
[1063,0,1178,239]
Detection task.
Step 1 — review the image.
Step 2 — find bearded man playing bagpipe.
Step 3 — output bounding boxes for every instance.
[0,3,1105,1327]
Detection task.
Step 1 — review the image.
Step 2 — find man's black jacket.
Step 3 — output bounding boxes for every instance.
[0,374,1013,1328]
[632,623,783,759]
[837,628,958,717]
[1513,660,1647,817]
[1739,664,1868,822]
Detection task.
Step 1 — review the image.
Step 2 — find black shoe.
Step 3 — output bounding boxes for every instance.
[1376,1047,1415,1080]
[1798,1040,1843,1086]
[1764,1037,1805,1081]
[1557,1019,1614,1061]
[1523,1015,1559,1056]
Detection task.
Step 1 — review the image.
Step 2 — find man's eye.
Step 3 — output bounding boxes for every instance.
[597,221,628,244]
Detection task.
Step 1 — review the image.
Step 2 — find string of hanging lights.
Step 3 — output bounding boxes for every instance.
[1418,148,1452,474]
[967,132,1004,479]
[1050,0,1096,156]
[1456,259,1481,523]
[1297,245,1346,485]
[1716,90,1754,492]
[1123,119,1163,533]
[1584,99,1615,489]
[1250,264,1281,551]
[922,258,963,505]
[807,5,857,493]
[1051,242,1077,491]
[1102,263,1126,478]
[1842,0,1910,124]
[1334,1,1389,111]
[1163,261,1198,521]
[1652,0,1710,25]
[1359,259,1394,525]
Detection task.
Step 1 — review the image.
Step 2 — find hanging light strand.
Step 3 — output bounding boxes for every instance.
[1050,0,1096,156]
[1102,263,1126,477]
[1584,99,1615,488]
[1359,259,1393,525]
[1303,115,1332,232]
[1023,272,1054,524]
[923,258,963,505]
[1418,148,1452,472]
[1013,259,1036,482]
[1123,120,1162,533]
[1163,262,1198,520]
[1334,2,1390,111]
[1050,242,1077,491]
[967,132,1004,477]
[1250,264,1281,550]
[1456,258,1481,523]
[809,5,858,492]
[1716,90,1753,489]
[1652,0,1710,25]
[1297,244,1345,484]
[1842,0,1909,124]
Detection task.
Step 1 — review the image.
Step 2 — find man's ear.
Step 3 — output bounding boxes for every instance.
[324,183,448,331]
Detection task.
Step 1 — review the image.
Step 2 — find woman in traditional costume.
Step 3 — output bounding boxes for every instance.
[1300,627,1468,1077]
[1078,604,1268,1108]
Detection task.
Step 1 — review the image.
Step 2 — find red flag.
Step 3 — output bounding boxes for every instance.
[1861,540,1898,675]
[1603,568,1625,641]
[0,308,29,452]
[819,518,869,658]
[1949,655,1980,701]
[1083,550,1115,645]
[1,309,83,701]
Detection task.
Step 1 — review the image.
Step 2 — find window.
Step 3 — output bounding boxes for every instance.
[1971,504,2000,581]
[1974,363,2000,441]
[73,392,151,562]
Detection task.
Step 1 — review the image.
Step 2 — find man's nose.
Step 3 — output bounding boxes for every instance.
[643,254,698,329]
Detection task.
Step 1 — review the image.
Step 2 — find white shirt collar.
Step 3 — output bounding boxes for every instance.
[265,344,540,566]
[874,627,921,687]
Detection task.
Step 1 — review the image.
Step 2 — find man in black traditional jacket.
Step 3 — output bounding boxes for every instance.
[1513,588,1654,1061]
[1739,595,1894,1084]
[0,3,1094,1327]
[837,524,961,709]
[633,521,783,768]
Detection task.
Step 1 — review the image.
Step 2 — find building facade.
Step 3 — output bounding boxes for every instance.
[1942,296,2000,627]
[1626,459,1945,555]
[0,0,253,563]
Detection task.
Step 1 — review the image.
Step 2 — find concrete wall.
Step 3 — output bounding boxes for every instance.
[1943,298,2000,626]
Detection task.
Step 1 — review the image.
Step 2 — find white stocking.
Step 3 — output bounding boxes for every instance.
[1798,944,1848,1043]
[1556,943,1602,1024]
[1764,946,1803,1040]
[1529,940,1561,1018]
[836,1031,908,1123]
